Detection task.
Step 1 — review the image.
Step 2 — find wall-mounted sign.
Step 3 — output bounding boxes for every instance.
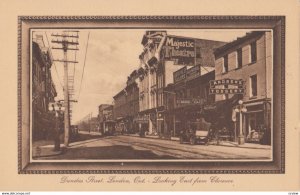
[134,115,149,123]
[209,88,245,94]
[186,65,200,80]
[209,79,244,88]
[209,79,245,94]
[103,110,113,121]
[176,98,206,107]
[164,36,196,66]
[173,66,187,83]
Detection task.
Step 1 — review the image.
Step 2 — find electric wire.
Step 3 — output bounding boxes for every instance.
[77,31,90,101]
[45,32,64,90]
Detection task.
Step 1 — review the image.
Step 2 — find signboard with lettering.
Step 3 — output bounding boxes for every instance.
[173,66,187,83]
[176,98,206,107]
[186,65,200,80]
[210,79,244,88]
[209,79,245,94]
[209,88,245,94]
[164,36,196,66]
[133,115,149,123]
[103,109,113,121]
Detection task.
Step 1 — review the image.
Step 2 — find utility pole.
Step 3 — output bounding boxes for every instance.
[51,31,79,147]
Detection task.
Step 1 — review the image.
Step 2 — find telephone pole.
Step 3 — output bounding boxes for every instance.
[51,31,79,147]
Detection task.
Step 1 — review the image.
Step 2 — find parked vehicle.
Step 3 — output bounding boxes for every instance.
[179,118,212,145]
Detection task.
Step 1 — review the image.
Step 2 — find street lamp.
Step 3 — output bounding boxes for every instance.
[234,100,247,145]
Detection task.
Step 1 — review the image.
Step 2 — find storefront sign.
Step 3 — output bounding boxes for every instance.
[134,115,149,123]
[176,98,205,107]
[186,65,200,80]
[164,36,196,66]
[209,79,245,94]
[209,79,244,88]
[173,66,187,83]
[209,88,245,94]
[103,109,113,120]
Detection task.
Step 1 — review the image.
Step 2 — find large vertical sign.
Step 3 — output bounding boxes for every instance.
[164,36,195,66]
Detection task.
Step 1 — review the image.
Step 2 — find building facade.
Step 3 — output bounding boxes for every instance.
[213,31,272,144]
[32,35,57,140]
[113,70,139,134]
[163,68,216,138]
[98,104,114,135]
[137,31,225,137]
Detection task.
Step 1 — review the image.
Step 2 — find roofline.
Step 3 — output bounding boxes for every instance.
[214,31,268,58]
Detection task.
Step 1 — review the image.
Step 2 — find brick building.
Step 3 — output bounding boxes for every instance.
[213,31,272,144]
[137,31,225,137]
[113,70,139,134]
[32,35,57,140]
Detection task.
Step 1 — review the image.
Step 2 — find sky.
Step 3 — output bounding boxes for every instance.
[33,29,251,124]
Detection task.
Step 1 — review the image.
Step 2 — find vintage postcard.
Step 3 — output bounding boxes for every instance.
[0,0,300,192]
[19,16,283,173]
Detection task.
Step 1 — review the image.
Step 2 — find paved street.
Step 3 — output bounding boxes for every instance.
[35,132,272,160]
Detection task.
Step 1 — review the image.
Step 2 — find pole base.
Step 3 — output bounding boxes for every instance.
[238,136,245,145]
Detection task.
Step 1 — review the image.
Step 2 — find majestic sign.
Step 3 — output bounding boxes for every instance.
[164,36,196,66]
[209,79,245,94]
[173,66,187,83]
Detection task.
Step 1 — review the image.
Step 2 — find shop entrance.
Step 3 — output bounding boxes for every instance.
[245,111,265,143]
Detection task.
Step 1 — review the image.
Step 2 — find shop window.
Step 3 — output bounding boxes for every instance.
[222,55,228,73]
[237,48,242,68]
[250,74,257,97]
[250,41,257,63]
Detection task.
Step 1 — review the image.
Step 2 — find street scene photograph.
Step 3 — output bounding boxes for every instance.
[30,29,273,161]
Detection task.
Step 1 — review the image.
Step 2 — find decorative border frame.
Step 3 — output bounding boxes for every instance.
[18,15,285,174]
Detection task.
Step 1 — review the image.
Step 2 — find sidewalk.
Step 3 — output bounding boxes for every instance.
[124,133,271,150]
[32,144,65,158]
[32,130,103,158]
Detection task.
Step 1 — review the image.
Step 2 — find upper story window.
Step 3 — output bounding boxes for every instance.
[237,48,243,68]
[196,47,201,58]
[222,55,228,73]
[250,74,258,97]
[250,41,257,63]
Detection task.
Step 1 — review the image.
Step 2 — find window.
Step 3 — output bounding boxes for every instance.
[196,47,201,58]
[223,55,228,73]
[250,74,258,97]
[250,41,257,63]
[237,48,242,68]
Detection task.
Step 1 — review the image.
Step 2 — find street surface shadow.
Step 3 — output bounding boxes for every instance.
[40,145,178,160]
[70,133,102,143]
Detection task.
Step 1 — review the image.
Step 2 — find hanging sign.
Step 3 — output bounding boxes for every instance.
[209,79,245,94]
[173,66,187,83]
[186,65,201,80]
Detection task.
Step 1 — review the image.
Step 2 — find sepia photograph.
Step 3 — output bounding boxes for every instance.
[1,0,299,192]
[30,29,273,161]
[17,16,285,174]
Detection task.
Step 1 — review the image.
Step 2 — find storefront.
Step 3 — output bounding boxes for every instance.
[242,99,271,144]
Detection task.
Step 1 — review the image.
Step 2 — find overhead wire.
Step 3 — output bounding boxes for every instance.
[45,32,64,90]
[77,31,90,101]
